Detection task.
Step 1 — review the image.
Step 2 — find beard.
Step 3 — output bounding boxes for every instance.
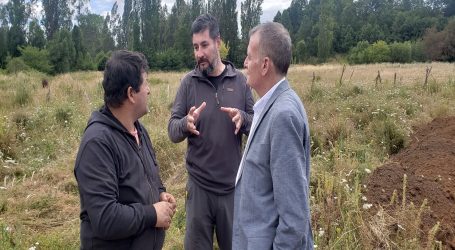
[197,58,215,76]
[197,51,219,76]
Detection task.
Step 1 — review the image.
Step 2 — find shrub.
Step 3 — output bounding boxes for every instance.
[347,41,369,64]
[389,42,412,63]
[6,57,29,74]
[18,46,52,74]
[219,40,229,60]
[366,40,391,63]
[411,40,426,62]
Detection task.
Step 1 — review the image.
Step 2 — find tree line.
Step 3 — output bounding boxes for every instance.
[0,0,453,75]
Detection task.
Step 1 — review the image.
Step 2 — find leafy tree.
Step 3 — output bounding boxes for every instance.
[101,15,115,53]
[389,41,412,63]
[317,0,334,62]
[18,46,52,73]
[78,13,104,56]
[366,40,391,63]
[27,19,46,49]
[6,0,30,57]
[72,25,86,70]
[6,57,29,74]
[241,0,263,42]
[0,26,8,68]
[273,11,282,23]
[47,29,76,74]
[42,0,73,39]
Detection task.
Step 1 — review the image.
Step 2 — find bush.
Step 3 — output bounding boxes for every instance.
[347,41,369,64]
[366,40,391,63]
[389,42,412,63]
[6,57,29,74]
[95,51,109,71]
[153,50,186,71]
[18,46,52,73]
[411,40,426,62]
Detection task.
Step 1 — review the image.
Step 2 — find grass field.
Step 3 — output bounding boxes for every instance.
[0,62,454,249]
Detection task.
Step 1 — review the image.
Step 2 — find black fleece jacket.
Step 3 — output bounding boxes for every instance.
[74,106,166,250]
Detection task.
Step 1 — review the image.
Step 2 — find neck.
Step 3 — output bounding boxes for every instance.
[109,105,136,132]
[208,60,225,77]
[256,74,284,98]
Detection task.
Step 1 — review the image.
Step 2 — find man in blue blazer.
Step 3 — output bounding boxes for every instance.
[232,22,314,249]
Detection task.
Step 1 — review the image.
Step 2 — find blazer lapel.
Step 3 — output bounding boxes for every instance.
[236,80,290,185]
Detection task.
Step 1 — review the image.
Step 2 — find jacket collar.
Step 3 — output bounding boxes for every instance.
[249,80,290,139]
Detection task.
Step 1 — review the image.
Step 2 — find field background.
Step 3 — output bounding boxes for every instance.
[0,62,454,249]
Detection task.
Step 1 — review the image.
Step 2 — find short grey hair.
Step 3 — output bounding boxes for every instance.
[249,22,292,75]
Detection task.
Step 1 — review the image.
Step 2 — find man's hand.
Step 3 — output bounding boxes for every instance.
[160,192,177,213]
[153,201,174,229]
[220,107,243,135]
[187,102,206,135]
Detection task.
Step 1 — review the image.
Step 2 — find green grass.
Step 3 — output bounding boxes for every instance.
[0,63,454,249]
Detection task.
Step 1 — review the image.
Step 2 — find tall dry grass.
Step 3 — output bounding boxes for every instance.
[0,63,454,249]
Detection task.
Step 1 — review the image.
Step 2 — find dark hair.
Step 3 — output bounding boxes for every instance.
[102,50,149,108]
[191,13,220,40]
[249,22,292,75]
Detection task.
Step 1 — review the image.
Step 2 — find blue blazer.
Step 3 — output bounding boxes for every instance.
[233,80,313,249]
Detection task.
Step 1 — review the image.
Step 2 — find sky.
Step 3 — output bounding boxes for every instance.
[89,0,292,23]
[0,0,292,24]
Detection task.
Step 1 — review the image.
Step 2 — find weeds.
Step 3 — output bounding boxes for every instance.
[0,64,453,249]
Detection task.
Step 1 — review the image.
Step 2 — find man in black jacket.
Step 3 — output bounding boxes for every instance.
[168,14,254,250]
[75,50,176,250]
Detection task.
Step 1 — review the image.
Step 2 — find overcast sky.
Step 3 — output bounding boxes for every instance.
[0,0,291,23]
[90,0,291,23]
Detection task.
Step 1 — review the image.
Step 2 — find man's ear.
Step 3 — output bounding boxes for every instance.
[261,57,270,76]
[215,36,221,48]
[127,86,136,103]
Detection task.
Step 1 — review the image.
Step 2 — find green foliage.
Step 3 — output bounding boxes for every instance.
[150,49,188,71]
[219,40,229,60]
[294,39,307,63]
[347,41,370,64]
[6,57,29,74]
[366,40,391,63]
[374,119,406,155]
[47,29,76,74]
[389,42,412,63]
[18,46,52,73]
[95,51,109,71]
[27,19,46,49]
[411,40,426,62]
[0,27,8,68]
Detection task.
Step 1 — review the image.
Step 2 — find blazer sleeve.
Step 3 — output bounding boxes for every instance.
[269,107,312,249]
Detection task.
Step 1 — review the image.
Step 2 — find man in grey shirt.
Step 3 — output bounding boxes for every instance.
[168,14,254,250]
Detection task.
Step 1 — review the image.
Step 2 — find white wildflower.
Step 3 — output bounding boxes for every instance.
[362,203,373,210]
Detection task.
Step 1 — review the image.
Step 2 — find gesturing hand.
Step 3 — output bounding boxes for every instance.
[220,107,243,135]
[187,102,206,135]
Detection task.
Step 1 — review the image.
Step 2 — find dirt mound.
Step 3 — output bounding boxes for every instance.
[365,116,455,248]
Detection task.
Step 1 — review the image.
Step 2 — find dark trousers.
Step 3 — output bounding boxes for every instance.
[184,176,234,250]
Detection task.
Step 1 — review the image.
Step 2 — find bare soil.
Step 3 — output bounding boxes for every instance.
[365,116,455,248]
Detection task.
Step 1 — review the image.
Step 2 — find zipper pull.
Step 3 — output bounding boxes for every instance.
[215,92,220,106]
